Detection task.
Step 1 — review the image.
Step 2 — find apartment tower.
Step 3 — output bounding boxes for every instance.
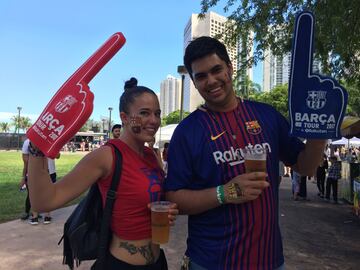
[183,11,253,112]
[159,75,181,117]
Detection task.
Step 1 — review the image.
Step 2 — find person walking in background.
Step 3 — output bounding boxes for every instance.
[111,124,122,139]
[298,174,308,200]
[162,142,169,175]
[19,138,32,221]
[284,166,291,177]
[27,78,178,269]
[19,138,61,225]
[43,156,60,224]
[291,170,301,201]
[279,161,285,186]
[316,154,328,198]
[147,136,163,168]
[164,36,327,270]
[19,138,42,225]
[325,156,342,204]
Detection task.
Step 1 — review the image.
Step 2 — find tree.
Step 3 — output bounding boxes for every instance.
[343,81,360,117]
[250,84,289,118]
[0,122,11,133]
[247,81,358,119]
[19,117,32,132]
[233,74,261,98]
[200,0,360,85]
[11,115,32,133]
[162,110,190,125]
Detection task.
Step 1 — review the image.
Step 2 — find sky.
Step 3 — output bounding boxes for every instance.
[0,0,262,129]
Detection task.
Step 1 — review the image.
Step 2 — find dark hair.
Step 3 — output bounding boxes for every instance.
[119,77,157,113]
[164,142,169,148]
[184,36,231,78]
[111,124,122,132]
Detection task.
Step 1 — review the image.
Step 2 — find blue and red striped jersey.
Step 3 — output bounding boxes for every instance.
[164,99,304,270]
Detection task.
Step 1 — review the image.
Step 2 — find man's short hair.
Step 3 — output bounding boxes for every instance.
[184,36,231,78]
[111,124,122,132]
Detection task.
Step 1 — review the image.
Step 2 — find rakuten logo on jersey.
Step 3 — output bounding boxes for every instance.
[213,143,271,166]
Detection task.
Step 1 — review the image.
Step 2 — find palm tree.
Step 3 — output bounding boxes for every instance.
[11,115,20,134]
[0,122,11,133]
[233,74,261,98]
[11,115,32,133]
[20,117,32,132]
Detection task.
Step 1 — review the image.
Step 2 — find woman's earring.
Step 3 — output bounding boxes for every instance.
[130,115,141,134]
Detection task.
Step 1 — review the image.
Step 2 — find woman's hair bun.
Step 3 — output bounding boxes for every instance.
[124,77,138,91]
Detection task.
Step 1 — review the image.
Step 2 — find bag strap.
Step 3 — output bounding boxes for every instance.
[96,142,123,267]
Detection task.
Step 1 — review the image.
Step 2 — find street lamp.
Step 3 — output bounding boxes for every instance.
[17,106,22,150]
[177,65,188,121]
[108,107,113,139]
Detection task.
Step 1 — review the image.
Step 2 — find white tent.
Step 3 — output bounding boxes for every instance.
[154,124,178,148]
[331,137,360,146]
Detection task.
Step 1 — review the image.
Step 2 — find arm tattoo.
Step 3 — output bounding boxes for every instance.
[119,242,155,264]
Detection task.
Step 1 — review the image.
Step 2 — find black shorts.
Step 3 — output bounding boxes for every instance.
[103,249,168,270]
[50,173,57,183]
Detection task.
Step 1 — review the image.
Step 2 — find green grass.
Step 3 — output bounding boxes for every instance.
[0,151,85,223]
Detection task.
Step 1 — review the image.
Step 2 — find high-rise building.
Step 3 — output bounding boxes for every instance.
[182,11,253,112]
[263,50,322,92]
[160,75,181,117]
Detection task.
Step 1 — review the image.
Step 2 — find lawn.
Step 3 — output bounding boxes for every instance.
[0,151,85,223]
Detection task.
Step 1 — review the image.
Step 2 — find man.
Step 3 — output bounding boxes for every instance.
[111,124,122,139]
[165,36,326,270]
[43,157,59,224]
[19,138,60,224]
[19,138,32,221]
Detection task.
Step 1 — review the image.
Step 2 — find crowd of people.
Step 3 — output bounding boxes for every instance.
[286,143,360,204]
[19,36,347,270]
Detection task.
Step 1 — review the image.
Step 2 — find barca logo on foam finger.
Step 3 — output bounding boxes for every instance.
[26,33,126,158]
[288,11,347,139]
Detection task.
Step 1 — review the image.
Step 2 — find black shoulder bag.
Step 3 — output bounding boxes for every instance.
[59,143,123,270]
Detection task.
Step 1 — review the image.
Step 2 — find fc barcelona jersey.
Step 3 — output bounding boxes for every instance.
[164,99,304,270]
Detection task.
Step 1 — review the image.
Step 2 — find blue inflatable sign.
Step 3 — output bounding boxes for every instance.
[288,11,348,139]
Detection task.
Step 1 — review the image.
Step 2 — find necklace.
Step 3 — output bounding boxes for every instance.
[201,97,244,144]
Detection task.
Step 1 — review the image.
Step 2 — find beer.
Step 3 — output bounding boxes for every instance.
[150,201,171,244]
[245,159,267,173]
[243,149,267,178]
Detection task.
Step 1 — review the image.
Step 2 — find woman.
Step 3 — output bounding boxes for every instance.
[27,77,178,269]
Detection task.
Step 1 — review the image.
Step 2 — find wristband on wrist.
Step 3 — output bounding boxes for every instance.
[216,185,225,204]
[28,142,45,157]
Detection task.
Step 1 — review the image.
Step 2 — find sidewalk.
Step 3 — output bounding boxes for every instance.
[279,177,360,270]
[0,204,187,270]
[0,178,359,270]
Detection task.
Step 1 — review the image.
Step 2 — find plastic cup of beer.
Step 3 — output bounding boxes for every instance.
[150,201,171,244]
[243,149,267,177]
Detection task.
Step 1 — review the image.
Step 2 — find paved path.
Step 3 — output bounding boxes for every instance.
[279,177,360,270]
[0,177,359,270]
[0,205,187,270]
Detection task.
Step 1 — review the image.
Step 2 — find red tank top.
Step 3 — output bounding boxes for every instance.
[98,139,165,240]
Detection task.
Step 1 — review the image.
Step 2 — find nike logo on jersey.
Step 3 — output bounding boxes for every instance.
[211,131,226,141]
